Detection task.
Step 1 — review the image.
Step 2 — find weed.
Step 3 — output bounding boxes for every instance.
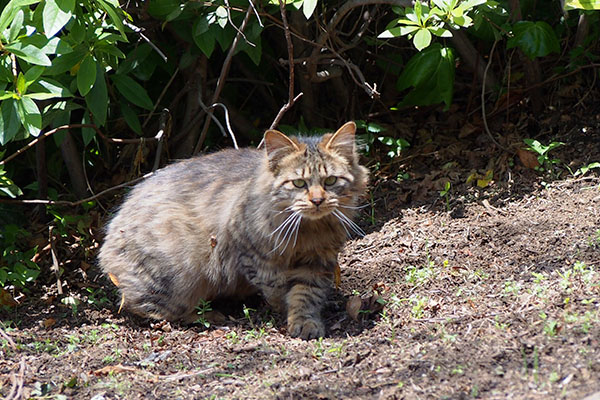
[439,181,451,211]
[543,319,560,337]
[523,139,564,174]
[588,229,600,248]
[405,262,434,286]
[0,225,40,288]
[410,295,428,319]
[195,299,213,328]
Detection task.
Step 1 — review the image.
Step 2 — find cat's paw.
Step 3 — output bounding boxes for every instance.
[288,318,325,340]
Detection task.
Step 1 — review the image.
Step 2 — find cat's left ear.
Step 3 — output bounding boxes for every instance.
[323,121,357,160]
[264,129,300,168]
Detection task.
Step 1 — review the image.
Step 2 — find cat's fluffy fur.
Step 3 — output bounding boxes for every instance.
[99,122,368,339]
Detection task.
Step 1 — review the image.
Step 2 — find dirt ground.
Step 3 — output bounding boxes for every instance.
[1,109,600,399]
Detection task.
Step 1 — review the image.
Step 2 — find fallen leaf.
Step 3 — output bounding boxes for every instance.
[93,364,137,376]
[346,296,362,321]
[42,318,56,329]
[0,288,18,307]
[108,272,119,287]
[334,264,341,289]
[517,149,540,169]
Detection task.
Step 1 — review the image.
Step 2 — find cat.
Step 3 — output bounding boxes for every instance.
[98,121,368,339]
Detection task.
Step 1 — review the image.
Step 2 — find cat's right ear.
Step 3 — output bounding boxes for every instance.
[264,130,300,169]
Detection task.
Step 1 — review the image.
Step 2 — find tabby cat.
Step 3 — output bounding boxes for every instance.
[99,121,368,339]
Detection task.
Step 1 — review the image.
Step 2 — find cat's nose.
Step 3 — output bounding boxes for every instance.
[311,197,324,206]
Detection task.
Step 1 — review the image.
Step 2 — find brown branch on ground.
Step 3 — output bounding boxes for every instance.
[193,3,254,155]
[5,358,25,400]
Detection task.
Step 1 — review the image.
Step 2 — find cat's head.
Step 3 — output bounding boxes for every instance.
[263,121,369,221]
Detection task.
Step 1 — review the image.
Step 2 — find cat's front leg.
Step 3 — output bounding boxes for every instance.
[285,277,330,340]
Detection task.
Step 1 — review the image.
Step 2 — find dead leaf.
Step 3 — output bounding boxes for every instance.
[42,318,56,329]
[346,296,362,321]
[517,149,540,169]
[334,264,341,289]
[93,364,137,376]
[0,288,18,307]
[108,272,120,287]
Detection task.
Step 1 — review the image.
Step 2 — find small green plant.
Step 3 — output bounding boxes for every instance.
[195,299,213,328]
[523,139,564,173]
[410,295,428,319]
[0,225,40,288]
[543,319,560,337]
[439,181,451,211]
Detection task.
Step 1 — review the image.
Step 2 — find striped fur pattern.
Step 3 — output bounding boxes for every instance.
[98,122,368,339]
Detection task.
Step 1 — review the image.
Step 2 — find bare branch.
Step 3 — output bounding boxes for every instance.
[193,2,254,154]
[0,172,154,207]
[269,0,302,131]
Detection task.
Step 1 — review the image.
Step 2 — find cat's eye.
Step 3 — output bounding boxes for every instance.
[324,176,337,186]
[292,179,307,188]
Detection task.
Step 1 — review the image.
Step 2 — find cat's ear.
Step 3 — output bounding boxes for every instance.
[264,129,300,168]
[323,121,357,160]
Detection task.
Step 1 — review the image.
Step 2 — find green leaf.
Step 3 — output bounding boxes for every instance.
[111,74,154,110]
[397,44,455,109]
[5,42,52,66]
[16,96,41,137]
[45,46,87,75]
[85,64,108,126]
[193,16,216,58]
[8,9,24,42]
[43,0,74,38]
[29,78,73,98]
[0,0,40,33]
[24,66,45,87]
[81,112,95,146]
[147,0,182,18]
[0,175,23,198]
[215,6,228,28]
[303,0,317,19]
[507,21,560,59]
[95,0,127,38]
[0,99,21,145]
[563,0,600,9]
[120,102,142,135]
[16,73,26,94]
[77,55,96,96]
[413,28,432,51]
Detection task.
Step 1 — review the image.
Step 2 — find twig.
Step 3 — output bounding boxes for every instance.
[209,103,239,149]
[0,173,153,207]
[247,0,263,27]
[122,20,168,62]
[143,68,179,128]
[193,2,254,155]
[49,226,63,296]
[153,109,169,171]
[481,40,509,152]
[0,124,159,166]
[269,0,302,131]
[0,327,16,349]
[6,358,25,400]
[224,0,255,47]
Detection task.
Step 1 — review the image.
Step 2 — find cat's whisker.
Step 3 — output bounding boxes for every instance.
[333,209,366,237]
[279,214,302,255]
[269,211,298,238]
[271,213,301,255]
[269,212,300,253]
[333,211,352,238]
[290,214,302,250]
[338,203,370,210]
[270,205,296,215]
